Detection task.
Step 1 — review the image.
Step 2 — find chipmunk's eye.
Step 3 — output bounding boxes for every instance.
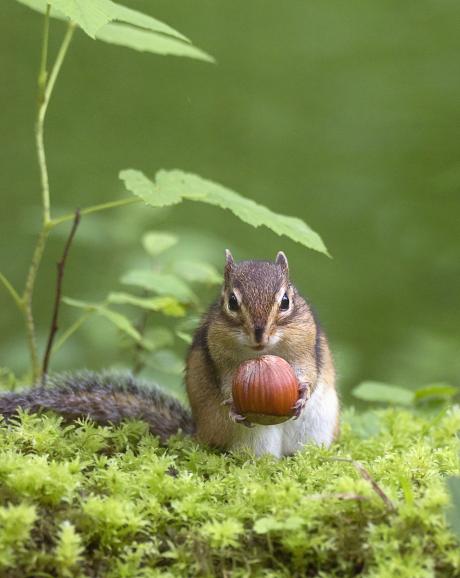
[280,293,290,311]
[228,292,239,312]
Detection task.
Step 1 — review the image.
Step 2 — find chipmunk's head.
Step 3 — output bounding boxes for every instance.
[220,250,297,352]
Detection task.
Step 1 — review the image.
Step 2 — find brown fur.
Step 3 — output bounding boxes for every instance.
[185,253,338,448]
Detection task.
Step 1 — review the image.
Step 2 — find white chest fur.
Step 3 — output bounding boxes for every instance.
[229,379,339,458]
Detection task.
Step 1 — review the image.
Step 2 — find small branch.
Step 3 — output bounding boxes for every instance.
[0,272,23,311]
[38,4,51,101]
[330,458,396,512]
[23,227,49,382]
[36,22,75,226]
[50,197,140,227]
[24,19,75,381]
[42,210,81,383]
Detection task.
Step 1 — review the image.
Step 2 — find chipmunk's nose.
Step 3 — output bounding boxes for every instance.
[254,324,265,344]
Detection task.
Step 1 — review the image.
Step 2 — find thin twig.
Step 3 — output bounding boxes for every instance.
[23,228,49,381]
[52,311,93,354]
[0,272,23,311]
[36,22,75,226]
[24,20,75,381]
[51,197,140,227]
[37,4,51,101]
[330,457,396,512]
[42,209,81,383]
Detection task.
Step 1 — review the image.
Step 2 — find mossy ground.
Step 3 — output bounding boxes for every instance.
[0,407,459,577]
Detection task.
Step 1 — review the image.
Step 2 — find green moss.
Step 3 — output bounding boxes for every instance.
[0,408,459,577]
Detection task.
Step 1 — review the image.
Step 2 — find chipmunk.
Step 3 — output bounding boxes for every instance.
[0,251,339,457]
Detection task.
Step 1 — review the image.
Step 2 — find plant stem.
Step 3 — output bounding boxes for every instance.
[0,272,23,311]
[36,22,75,226]
[51,197,140,227]
[23,227,49,381]
[24,19,75,382]
[52,312,93,355]
[38,4,51,100]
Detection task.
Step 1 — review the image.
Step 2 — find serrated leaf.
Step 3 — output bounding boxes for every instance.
[107,292,185,316]
[172,260,222,285]
[96,23,214,62]
[50,0,112,37]
[16,0,188,41]
[107,3,189,42]
[120,169,328,255]
[414,383,458,402]
[352,381,414,406]
[121,270,196,303]
[142,232,178,257]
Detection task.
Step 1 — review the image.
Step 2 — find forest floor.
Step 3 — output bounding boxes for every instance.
[0,407,459,577]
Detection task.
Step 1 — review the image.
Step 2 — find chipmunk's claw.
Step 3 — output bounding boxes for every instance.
[227,404,254,428]
[293,398,307,420]
[292,382,310,420]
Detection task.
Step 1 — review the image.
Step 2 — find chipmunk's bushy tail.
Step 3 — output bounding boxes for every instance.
[0,370,195,442]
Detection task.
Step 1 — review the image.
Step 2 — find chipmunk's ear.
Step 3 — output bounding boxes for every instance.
[224,249,235,284]
[275,251,289,275]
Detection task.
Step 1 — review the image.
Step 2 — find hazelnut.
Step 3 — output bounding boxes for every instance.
[232,355,299,425]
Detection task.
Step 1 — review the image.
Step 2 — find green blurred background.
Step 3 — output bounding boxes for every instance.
[1,0,459,400]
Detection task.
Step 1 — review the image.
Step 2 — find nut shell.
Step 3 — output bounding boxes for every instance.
[232,355,299,425]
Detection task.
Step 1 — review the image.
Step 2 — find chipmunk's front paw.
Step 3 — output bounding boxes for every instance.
[222,398,254,428]
[292,382,311,420]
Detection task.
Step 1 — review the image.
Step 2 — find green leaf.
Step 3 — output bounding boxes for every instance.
[142,327,174,351]
[120,270,196,303]
[414,383,458,403]
[176,331,193,344]
[96,307,142,341]
[142,232,178,257]
[175,315,200,344]
[352,381,414,406]
[16,0,188,41]
[120,169,329,255]
[96,23,214,62]
[345,409,381,439]
[447,477,460,539]
[253,516,283,534]
[62,296,98,310]
[147,349,184,375]
[283,516,304,531]
[15,0,213,61]
[172,260,222,285]
[63,297,141,341]
[105,2,189,42]
[107,292,185,317]
[50,0,112,37]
